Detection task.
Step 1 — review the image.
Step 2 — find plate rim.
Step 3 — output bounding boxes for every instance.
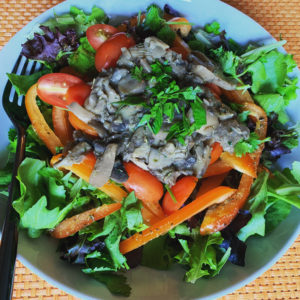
[0,0,299,299]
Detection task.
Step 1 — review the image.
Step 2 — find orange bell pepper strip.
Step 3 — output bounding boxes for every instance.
[51,203,122,239]
[119,186,237,254]
[243,102,268,140]
[203,159,232,178]
[25,84,63,154]
[51,152,128,203]
[197,172,229,197]
[171,35,191,60]
[200,174,253,235]
[217,102,268,179]
[141,206,162,226]
[117,14,146,32]
[123,162,165,219]
[220,152,256,178]
[200,95,268,235]
[205,83,222,98]
[52,106,73,145]
[68,111,98,137]
[222,88,254,105]
[162,176,198,215]
[209,142,223,165]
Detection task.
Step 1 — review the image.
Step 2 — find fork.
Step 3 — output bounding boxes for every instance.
[0,55,39,300]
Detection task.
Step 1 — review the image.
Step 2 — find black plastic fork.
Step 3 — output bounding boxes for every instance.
[0,55,39,300]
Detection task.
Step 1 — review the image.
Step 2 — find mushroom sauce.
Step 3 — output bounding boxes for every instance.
[67,36,249,186]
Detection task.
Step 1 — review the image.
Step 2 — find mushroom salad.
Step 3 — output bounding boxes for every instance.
[2,3,300,297]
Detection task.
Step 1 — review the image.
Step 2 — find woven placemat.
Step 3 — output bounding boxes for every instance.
[0,0,299,299]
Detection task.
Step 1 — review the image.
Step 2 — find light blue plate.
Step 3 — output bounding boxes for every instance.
[0,1,299,299]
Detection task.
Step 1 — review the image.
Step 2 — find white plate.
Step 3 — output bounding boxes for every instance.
[0,0,300,299]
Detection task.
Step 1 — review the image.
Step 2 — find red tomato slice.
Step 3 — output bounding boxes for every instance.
[86,24,119,50]
[123,162,163,204]
[37,73,83,108]
[162,176,198,215]
[65,83,91,106]
[95,33,135,72]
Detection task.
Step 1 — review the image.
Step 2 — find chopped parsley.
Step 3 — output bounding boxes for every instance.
[234,132,270,157]
[204,21,221,35]
[127,60,206,144]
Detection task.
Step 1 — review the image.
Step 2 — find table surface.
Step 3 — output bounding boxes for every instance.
[0,0,299,299]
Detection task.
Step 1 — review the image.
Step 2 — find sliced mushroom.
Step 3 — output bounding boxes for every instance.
[193,144,211,178]
[191,64,236,90]
[144,36,169,59]
[196,110,219,136]
[68,102,95,124]
[89,144,118,188]
[189,51,216,71]
[68,102,107,138]
[118,74,146,95]
[54,142,92,168]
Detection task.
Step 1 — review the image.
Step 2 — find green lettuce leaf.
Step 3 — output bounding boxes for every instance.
[88,272,131,297]
[42,5,108,35]
[141,235,173,270]
[185,232,231,283]
[68,37,96,74]
[247,50,288,94]
[238,163,300,241]
[265,200,291,234]
[12,158,110,237]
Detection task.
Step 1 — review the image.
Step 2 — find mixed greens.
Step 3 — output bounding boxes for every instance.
[1,3,300,297]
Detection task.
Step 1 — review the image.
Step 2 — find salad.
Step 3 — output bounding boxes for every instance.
[1,3,300,297]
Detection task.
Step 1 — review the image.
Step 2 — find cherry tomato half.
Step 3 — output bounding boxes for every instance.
[95,33,135,72]
[86,24,119,50]
[37,73,83,108]
[65,83,91,106]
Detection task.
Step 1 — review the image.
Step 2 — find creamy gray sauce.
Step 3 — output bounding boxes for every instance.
[78,36,249,186]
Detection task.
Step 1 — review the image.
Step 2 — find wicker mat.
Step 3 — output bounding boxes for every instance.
[0,0,299,299]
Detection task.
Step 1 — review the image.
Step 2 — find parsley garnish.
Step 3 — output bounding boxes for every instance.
[234,132,270,157]
[204,21,221,35]
[129,61,206,143]
[165,184,177,203]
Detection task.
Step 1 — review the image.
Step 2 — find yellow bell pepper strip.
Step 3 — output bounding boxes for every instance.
[25,84,63,154]
[119,186,236,254]
[51,152,128,202]
[51,203,122,239]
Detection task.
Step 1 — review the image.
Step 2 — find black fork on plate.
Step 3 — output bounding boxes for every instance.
[0,55,40,299]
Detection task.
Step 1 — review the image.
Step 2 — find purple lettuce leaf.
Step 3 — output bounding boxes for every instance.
[21,25,79,65]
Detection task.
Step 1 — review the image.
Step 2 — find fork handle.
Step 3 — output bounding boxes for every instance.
[0,127,26,300]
